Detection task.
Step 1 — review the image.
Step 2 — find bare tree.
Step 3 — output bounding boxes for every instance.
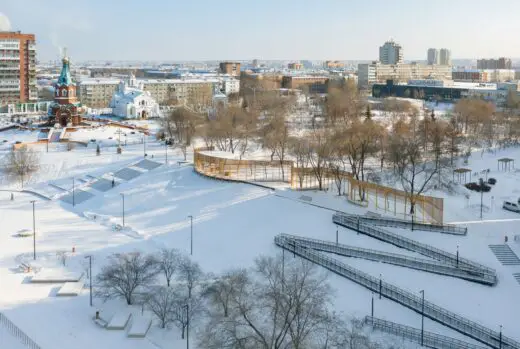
[56,251,68,266]
[306,128,332,190]
[155,248,181,287]
[95,252,158,305]
[204,269,248,317]
[171,286,204,339]
[390,127,437,215]
[162,107,198,160]
[177,255,203,299]
[199,255,333,349]
[146,286,178,328]
[289,137,309,189]
[3,145,40,188]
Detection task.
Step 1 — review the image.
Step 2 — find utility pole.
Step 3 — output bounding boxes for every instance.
[188,215,193,255]
[420,290,425,346]
[121,193,125,227]
[84,255,92,306]
[31,200,36,260]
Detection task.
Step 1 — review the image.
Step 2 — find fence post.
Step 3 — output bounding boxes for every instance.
[379,274,382,299]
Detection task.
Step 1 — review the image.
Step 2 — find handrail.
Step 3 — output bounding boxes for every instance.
[274,236,519,349]
[333,213,496,276]
[278,234,495,285]
[0,312,42,349]
[347,214,467,235]
[365,316,489,349]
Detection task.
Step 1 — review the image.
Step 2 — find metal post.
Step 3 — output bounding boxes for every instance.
[379,274,382,299]
[480,190,483,219]
[121,193,125,227]
[165,141,168,165]
[185,304,190,349]
[31,200,36,260]
[84,256,92,306]
[420,290,425,346]
[411,213,414,231]
[336,228,338,245]
[456,245,459,267]
[499,325,502,349]
[188,215,193,255]
[143,134,146,158]
[371,293,374,320]
[72,177,75,207]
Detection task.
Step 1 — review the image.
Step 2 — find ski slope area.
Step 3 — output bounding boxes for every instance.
[0,130,520,348]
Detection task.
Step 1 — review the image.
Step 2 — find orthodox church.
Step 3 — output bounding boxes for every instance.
[48,50,84,127]
[109,74,160,119]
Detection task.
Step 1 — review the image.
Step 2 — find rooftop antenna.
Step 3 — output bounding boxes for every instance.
[63,46,68,60]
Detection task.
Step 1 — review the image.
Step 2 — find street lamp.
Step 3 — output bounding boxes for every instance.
[121,193,125,227]
[165,139,168,165]
[187,215,193,255]
[30,200,36,260]
[420,290,425,346]
[456,245,459,267]
[143,133,147,158]
[84,255,92,306]
[479,178,484,219]
[499,325,503,349]
[184,304,190,349]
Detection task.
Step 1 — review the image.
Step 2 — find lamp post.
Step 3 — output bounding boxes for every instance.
[188,215,193,255]
[336,228,338,245]
[165,140,168,165]
[456,245,459,267]
[72,177,75,207]
[143,133,146,157]
[420,290,425,346]
[184,304,189,349]
[84,255,92,306]
[499,325,503,349]
[479,178,484,219]
[121,193,125,227]
[31,200,36,260]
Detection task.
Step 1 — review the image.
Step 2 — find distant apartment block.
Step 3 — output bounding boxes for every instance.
[427,49,439,65]
[477,57,512,70]
[452,69,515,83]
[439,49,451,65]
[219,62,241,76]
[288,62,303,70]
[357,62,452,89]
[78,79,120,108]
[281,76,329,93]
[323,60,344,69]
[0,31,37,104]
[379,40,403,65]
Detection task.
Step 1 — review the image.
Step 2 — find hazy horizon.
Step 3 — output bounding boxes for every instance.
[3,0,520,62]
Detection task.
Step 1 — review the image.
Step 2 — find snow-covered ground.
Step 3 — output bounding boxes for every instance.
[0,124,520,349]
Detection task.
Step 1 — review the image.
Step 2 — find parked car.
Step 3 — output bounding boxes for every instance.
[503,201,520,213]
[465,182,480,191]
[488,178,497,185]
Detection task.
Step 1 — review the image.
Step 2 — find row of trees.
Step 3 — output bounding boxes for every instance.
[95,250,390,348]
[161,79,520,214]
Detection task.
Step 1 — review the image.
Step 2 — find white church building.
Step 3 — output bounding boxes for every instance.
[109,74,161,119]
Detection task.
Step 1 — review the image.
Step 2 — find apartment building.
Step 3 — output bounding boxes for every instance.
[219,62,241,76]
[427,49,439,65]
[453,69,515,83]
[288,62,303,70]
[323,60,345,69]
[477,57,512,70]
[281,76,329,93]
[78,79,120,108]
[0,31,37,104]
[358,62,452,89]
[439,49,451,65]
[379,40,403,65]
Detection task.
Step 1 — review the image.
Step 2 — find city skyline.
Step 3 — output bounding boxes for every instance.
[3,0,520,62]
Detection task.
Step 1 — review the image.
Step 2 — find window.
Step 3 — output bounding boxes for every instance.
[62,89,68,97]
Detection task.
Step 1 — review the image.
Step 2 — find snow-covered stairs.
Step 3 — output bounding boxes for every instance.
[513,273,520,285]
[489,245,520,265]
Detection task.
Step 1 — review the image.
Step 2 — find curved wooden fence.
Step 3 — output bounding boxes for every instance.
[194,147,444,224]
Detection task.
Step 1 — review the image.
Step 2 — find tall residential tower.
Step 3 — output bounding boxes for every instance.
[379,40,403,65]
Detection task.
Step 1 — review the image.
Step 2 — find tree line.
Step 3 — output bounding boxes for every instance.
[94,249,398,349]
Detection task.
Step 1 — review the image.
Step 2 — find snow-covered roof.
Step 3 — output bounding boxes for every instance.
[79,79,121,85]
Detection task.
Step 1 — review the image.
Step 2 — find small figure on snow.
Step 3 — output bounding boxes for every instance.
[112,178,115,188]
[10,192,14,201]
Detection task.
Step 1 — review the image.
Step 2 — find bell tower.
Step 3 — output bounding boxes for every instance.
[49,48,84,127]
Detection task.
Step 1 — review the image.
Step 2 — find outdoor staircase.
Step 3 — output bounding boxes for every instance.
[513,273,520,285]
[489,245,520,265]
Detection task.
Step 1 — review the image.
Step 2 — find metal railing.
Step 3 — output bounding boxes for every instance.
[274,236,519,349]
[333,213,496,276]
[0,312,42,349]
[345,213,468,235]
[278,234,495,285]
[364,316,489,349]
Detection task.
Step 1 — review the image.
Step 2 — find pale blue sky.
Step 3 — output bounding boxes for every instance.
[3,0,520,61]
